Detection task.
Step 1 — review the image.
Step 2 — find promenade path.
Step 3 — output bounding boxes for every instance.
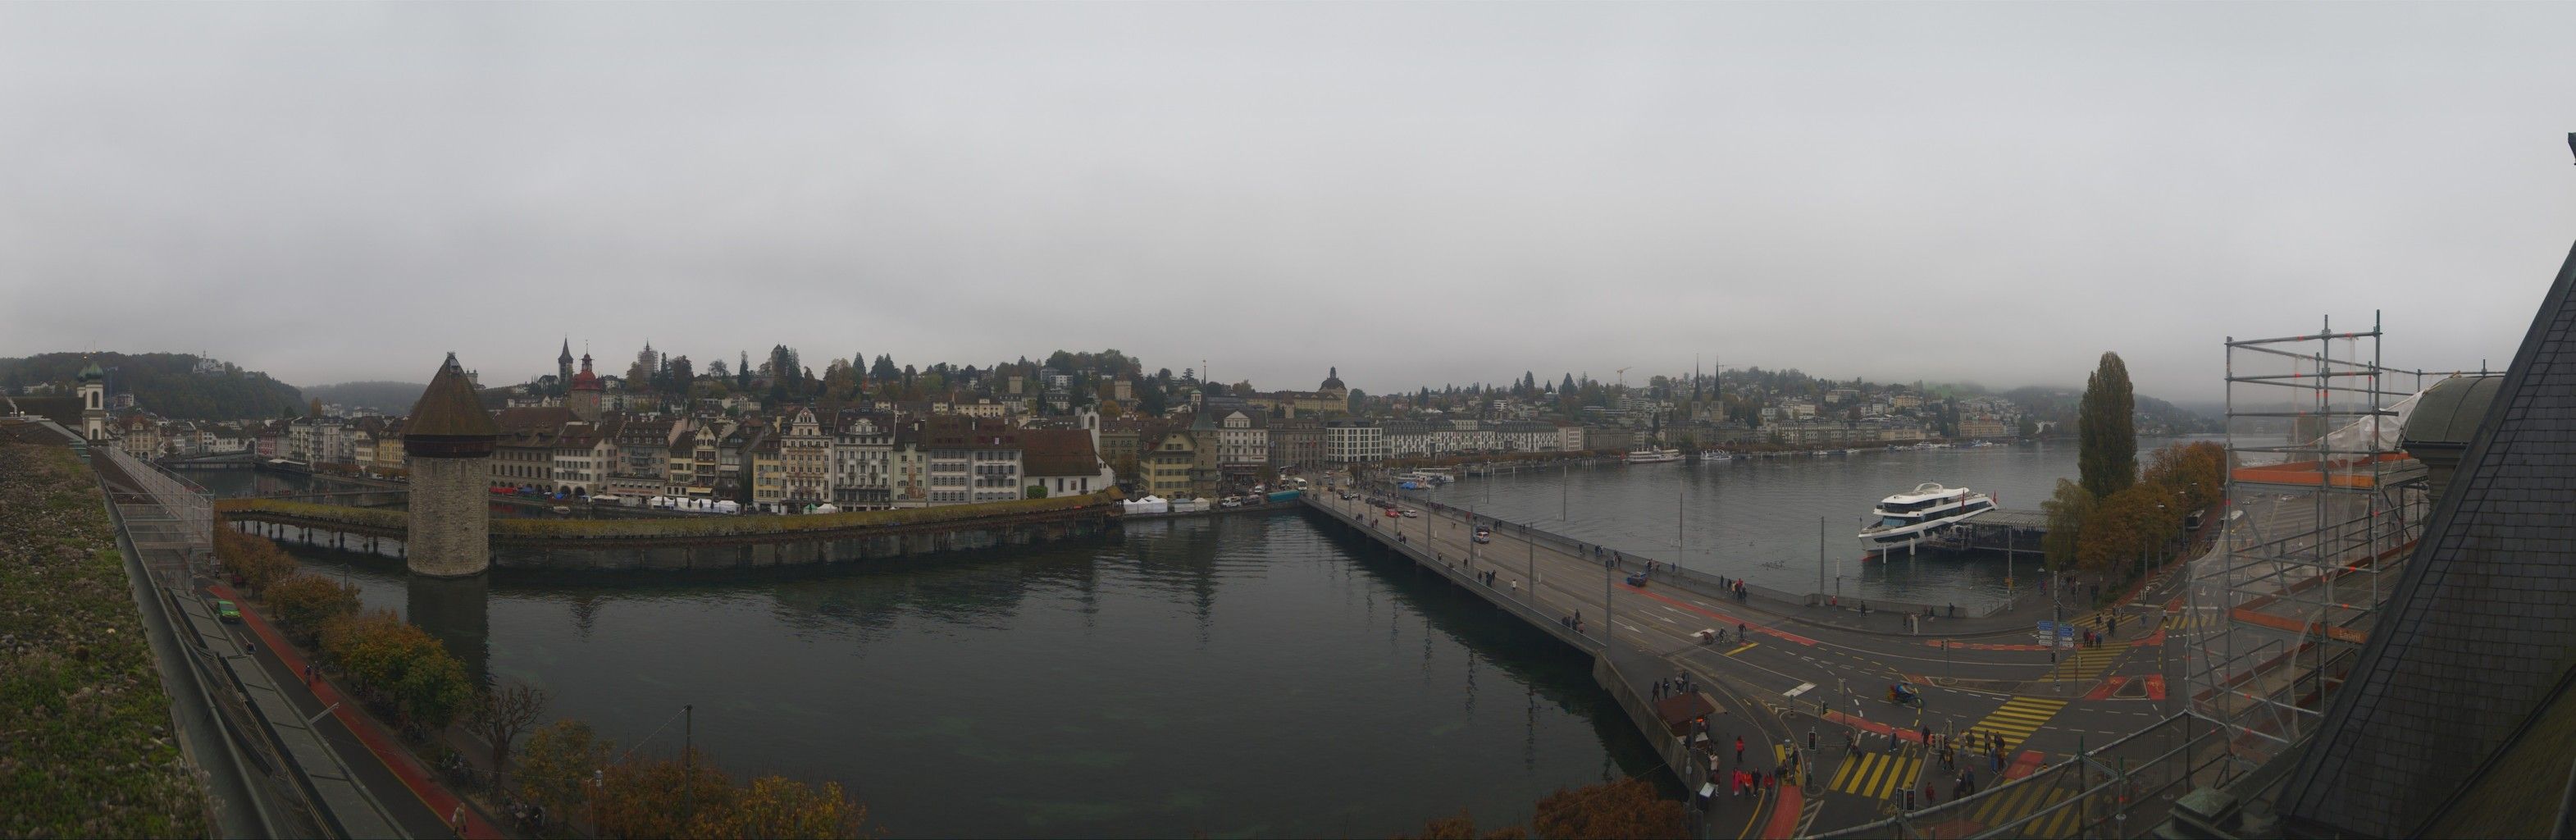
[1311,483,2195,837]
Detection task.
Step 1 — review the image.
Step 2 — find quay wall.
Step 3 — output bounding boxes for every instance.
[1297,495,1721,798]
[221,492,1120,572]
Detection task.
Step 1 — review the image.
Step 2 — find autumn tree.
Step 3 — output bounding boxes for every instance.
[1530,777,1686,840]
[2078,352,2136,499]
[2040,479,2095,578]
[1400,810,1529,839]
[263,573,360,640]
[213,521,296,591]
[594,747,737,839]
[318,609,475,732]
[2141,441,2227,515]
[517,720,615,820]
[467,680,552,788]
[692,775,873,838]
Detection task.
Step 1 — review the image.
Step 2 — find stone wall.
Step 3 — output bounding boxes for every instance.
[405,455,489,577]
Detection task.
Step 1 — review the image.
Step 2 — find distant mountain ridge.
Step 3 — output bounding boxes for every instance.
[0,352,303,420]
[300,381,429,413]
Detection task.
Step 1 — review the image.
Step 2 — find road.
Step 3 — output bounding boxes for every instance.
[1315,485,2195,836]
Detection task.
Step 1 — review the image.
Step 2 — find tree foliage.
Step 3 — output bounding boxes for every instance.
[317,609,473,731]
[213,519,298,591]
[2040,479,2095,575]
[0,352,303,419]
[263,573,361,641]
[517,719,616,821]
[1530,777,1686,840]
[2141,441,2227,515]
[2077,482,2186,580]
[1399,810,1528,839]
[2078,352,2136,499]
[590,747,875,839]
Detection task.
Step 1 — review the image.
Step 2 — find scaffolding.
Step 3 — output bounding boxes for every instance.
[2185,313,2435,783]
[93,445,214,587]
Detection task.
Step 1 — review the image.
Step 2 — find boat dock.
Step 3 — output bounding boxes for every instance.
[1918,508,2049,559]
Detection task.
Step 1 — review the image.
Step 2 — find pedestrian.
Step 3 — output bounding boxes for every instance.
[449,805,466,837]
[1738,623,1748,642]
[1888,731,1900,754]
[303,663,315,686]
[1735,736,1744,765]
[1510,579,1517,593]
[1925,778,1938,806]
[1922,724,1931,746]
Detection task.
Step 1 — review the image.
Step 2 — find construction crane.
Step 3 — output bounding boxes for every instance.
[1616,367,1631,388]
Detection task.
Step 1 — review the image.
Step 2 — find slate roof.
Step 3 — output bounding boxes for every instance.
[1019,428,1101,477]
[404,354,501,438]
[2278,238,2576,837]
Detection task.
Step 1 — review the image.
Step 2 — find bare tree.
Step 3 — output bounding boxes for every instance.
[466,680,551,788]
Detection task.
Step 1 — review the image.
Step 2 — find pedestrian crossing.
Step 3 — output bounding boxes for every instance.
[1961,777,2086,838]
[1962,696,2067,753]
[2032,646,2126,682]
[1827,749,1923,801]
[2165,609,2226,631]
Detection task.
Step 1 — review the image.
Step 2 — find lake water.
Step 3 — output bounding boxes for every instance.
[212,436,2189,836]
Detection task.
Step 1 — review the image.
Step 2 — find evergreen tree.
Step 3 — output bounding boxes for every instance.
[2078,352,2137,499]
[737,351,755,390]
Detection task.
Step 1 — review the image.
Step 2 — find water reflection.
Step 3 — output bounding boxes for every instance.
[279,510,1658,838]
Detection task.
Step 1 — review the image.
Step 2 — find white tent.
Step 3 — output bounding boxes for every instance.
[814,504,842,514]
[1123,495,1169,514]
[714,500,741,514]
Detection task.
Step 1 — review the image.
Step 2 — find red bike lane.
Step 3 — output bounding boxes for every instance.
[211,583,501,839]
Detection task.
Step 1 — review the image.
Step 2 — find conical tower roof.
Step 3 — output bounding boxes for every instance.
[404,353,500,439]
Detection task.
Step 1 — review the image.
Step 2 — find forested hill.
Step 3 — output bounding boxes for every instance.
[300,381,429,413]
[0,353,304,420]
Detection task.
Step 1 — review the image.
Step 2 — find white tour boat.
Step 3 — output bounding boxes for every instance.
[1625,448,1683,464]
[1857,482,1995,553]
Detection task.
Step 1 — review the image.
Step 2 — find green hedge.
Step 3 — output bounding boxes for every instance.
[0,444,210,838]
[217,489,1121,541]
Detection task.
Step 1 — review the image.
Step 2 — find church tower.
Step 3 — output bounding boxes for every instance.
[568,352,604,422]
[403,354,500,577]
[77,359,106,441]
[556,338,575,390]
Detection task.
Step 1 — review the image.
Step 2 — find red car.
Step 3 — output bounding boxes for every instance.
[1384,508,1402,518]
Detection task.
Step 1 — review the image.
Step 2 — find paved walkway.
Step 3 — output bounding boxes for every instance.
[210,583,504,839]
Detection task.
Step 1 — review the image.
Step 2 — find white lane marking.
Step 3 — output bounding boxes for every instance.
[1785,682,1817,697]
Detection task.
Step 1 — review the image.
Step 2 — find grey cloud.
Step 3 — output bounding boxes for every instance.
[3,2,2570,400]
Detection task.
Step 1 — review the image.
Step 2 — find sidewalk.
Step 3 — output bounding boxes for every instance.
[209,583,505,839]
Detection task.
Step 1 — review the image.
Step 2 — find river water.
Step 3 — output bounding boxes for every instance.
[258,512,1661,838]
[187,438,2180,836]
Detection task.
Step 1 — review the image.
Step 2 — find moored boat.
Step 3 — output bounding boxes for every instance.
[1857,482,1995,553]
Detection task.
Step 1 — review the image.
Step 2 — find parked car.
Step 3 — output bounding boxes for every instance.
[216,600,242,623]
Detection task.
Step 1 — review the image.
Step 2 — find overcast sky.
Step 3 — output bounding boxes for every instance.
[5,3,2572,402]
